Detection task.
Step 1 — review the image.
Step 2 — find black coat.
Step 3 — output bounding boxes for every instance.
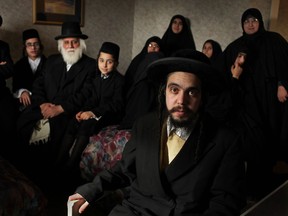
[118,52,164,129]
[0,40,17,156]
[17,54,96,151]
[12,55,46,93]
[12,55,46,111]
[83,70,125,122]
[217,30,288,162]
[76,112,246,216]
[71,70,125,135]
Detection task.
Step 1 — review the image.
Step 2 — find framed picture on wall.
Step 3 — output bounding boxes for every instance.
[33,0,84,26]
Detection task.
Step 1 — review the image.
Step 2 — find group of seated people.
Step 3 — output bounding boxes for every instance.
[0,18,168,214]
[1,7,288,215]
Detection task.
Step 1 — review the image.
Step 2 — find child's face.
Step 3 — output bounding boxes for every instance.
[98,52,116,75]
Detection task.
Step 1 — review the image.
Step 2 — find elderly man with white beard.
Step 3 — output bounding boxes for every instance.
[15,22,96,187]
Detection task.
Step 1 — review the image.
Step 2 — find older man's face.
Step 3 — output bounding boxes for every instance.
[60,37,82,64]
[166,71,202,126]
[63,37,80,49]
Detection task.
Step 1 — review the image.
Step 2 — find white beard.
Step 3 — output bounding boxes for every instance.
[61,48,83,65]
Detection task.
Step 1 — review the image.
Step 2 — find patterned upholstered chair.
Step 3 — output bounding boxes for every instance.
[80,125,131,181]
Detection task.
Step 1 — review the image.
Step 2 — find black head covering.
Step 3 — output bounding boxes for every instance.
[147,49,223,93]
[55,21,88,40]
[141,36,162,54]
[161,14,196,56]
[99,42,120,62]
[124,36,163,93]
[202,39,222,64]
[22,29,40,42]
[239,8,266,63]
[241,8,265,34]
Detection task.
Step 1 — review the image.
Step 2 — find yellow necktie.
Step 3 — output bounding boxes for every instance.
[166,132,185,163]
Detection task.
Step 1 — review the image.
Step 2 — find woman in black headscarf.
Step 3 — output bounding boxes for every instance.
[124,36,162,94]
[217,8,288,200]
[161,14,196,57]
[202,39,222,66]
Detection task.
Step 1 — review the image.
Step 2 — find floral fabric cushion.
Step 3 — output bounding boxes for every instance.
[80,125,132,181]
[0,157,47,216]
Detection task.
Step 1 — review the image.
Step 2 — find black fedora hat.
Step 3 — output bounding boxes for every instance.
[55,21,88,40]
[147,49,224,92]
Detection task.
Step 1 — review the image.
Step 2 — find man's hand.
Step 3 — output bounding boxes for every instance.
[76,111,95,121]
[68,193,89,214]
[19,91,31,106]
[40,103,64,119]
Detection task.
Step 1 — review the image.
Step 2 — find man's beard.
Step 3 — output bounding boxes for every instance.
[61,47,82,65]
[168,106,198,128]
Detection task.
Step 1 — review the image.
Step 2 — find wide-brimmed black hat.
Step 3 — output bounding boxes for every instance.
[147,50,224,92]
[55,21,88,40]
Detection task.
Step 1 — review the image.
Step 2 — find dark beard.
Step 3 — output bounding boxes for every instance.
[169,106,198,128]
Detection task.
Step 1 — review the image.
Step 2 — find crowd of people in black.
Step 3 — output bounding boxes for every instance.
[1,7,288,216]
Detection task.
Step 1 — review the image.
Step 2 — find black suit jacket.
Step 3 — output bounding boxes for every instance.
[83,70,125,122]
[17,53,96,148]
[31,54,96,114]
[12,55,46,93]
[76,112,246,215]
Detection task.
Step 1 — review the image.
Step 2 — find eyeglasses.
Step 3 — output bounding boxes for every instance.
[148,43,159,49]
[243,18,259,25]
[26,42,40,48]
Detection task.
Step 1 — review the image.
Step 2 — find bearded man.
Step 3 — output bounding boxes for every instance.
[68,50,246,216]
[15,22,96,181]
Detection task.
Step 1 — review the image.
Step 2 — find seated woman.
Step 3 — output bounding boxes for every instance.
[124,36,162,94]
[55,42,125,176]
[80,36,164,181]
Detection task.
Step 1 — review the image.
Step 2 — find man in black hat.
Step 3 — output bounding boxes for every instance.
[16,21,96,182]
[68,50,246,215]
[55,41,125,177]
[12,28,46,113]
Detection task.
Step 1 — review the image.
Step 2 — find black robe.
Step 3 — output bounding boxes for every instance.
[218,30,288,162]
[161,14,196,57]
[216,17,288,198]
